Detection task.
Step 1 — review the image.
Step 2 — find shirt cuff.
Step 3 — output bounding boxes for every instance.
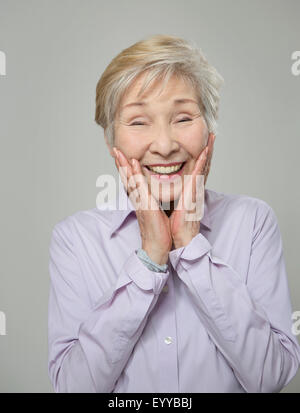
[115,251,169,295]
[136,248,168,273]
[169,233,212,270]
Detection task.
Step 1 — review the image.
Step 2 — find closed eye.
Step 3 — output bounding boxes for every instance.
[178,118,192,122]
[130,118,192,126]
[130,122,145,126]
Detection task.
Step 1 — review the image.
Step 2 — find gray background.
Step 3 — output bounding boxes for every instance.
[0,0,299,392]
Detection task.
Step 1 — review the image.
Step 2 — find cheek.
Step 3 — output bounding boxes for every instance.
[179,128,207,159]
[115,132,146,160]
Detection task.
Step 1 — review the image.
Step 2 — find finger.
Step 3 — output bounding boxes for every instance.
[116,149,133,180]
[129,158,143,210]
[114,148,136,194]
[179,135,214,216]
[203,133,215,166]
[186,146,207,210]
[114,154,128,188]
[194,133,215,179]
[204,151,212,179]
[203,134,215,176]
[194,146,209,177]
[131,159,159,211]
[130,158,145,190]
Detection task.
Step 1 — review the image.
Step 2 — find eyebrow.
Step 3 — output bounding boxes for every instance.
[122,98,198,111]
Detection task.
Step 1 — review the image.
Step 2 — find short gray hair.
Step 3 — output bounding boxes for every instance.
[95,34,224,146]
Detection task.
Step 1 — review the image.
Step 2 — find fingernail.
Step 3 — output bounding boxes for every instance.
[113,147,118,157]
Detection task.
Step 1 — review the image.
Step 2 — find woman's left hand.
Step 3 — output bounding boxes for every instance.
[170,134,215,249]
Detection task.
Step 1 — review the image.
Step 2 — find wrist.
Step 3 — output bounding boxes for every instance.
[173,235,192,249]
[173,228,200,249]
[136,249,168,273]
[142,245,169,265]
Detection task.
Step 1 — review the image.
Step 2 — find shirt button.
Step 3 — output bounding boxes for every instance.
[162,284,169,293]
[164,336,172,345]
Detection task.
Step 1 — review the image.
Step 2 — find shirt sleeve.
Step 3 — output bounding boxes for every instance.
[48,220,169,393]
[169,202,300,393]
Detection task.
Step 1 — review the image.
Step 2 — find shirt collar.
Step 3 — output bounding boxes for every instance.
[108,184,212,237]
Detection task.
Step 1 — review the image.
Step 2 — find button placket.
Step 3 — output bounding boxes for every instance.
[150,271,178,391]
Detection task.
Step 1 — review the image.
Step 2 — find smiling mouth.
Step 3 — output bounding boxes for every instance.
[145,162,185,175]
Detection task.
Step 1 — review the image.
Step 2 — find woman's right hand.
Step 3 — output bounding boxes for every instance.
[113,148,172,265]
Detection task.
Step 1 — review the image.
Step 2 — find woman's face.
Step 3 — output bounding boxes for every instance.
[111,72,210,203]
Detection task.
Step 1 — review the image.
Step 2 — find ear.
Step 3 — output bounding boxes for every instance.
[104,132,115,157]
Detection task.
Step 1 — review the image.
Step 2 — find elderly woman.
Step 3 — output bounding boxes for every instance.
[48,34,300,393]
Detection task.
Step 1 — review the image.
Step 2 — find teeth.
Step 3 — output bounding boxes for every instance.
[148,163,183,174]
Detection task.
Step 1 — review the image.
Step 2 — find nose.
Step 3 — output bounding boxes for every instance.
[148,124,180,157]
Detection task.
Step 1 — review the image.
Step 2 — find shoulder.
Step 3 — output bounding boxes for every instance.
[206,187,274,213]
[206,187,271,209]
[50,204,114,244]
[205,188,278,231]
